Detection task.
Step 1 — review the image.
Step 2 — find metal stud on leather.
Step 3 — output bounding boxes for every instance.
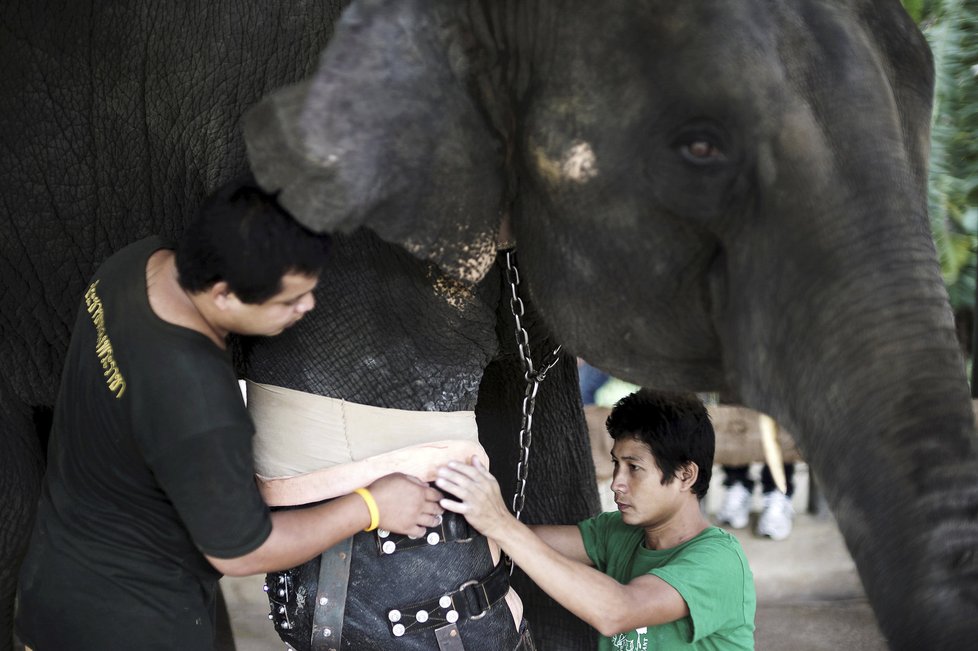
[385,562,509,638]
[374,511,472,555]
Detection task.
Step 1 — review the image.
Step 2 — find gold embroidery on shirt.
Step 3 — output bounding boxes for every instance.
[85,280,127,398]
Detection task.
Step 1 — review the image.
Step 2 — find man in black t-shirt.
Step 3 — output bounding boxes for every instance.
[16,182,444,650]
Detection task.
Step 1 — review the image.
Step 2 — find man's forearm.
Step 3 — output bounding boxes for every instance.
[492,517,634,635]
[434,459,687,636]
[209,493,369,576]
[528,523,592,563]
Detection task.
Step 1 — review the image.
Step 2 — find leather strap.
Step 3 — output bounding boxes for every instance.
[375,511,474,555]
[435,623,466,650]
[386,562,510,638]
[310,537,354,650]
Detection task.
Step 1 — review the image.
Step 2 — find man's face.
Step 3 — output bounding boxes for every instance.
[227,272,319,336]
[610,436,688,528]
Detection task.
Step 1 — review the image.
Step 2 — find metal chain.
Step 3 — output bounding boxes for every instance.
[503,249,562,525]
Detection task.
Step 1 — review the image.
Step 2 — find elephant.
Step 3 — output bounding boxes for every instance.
[2,0,977,650]
[1,2,594,649]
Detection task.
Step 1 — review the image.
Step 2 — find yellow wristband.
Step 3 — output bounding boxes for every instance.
[353,487,380,532]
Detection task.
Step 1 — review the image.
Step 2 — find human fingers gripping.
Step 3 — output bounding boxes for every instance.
[436,458,513,530]
[470,456,495,479]
[444,458,497,491]
[425,486,444,504]
[441,460,502,507]
[366,474,442,535]
[439,495,468,515]
[440,458,496,489]
[423,501,444,518]
[434,465,475,499]
[403,480,443,520]
[369,473,438,505]
[435,480,489,518]
[404,506,444,538]
[461,457,501,494]
[415,485,444,522]
[434,468,469,516]
[445,459,482,480]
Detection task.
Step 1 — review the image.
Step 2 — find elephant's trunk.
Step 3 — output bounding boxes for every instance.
[723,198,978,648]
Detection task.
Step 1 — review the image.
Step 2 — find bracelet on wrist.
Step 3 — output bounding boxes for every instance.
[353,487,380,532]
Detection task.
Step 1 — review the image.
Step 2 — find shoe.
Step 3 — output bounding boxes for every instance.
[715,483,751,529]
[757,490,794,540]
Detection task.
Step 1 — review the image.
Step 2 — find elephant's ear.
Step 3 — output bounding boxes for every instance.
[243,0,507,283]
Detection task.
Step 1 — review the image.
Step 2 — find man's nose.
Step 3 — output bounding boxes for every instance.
[611,471,626,493]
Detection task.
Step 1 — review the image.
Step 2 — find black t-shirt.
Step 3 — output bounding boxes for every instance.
[17,237,272,650]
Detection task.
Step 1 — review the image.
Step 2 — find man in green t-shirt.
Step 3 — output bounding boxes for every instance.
[437,388,756,649]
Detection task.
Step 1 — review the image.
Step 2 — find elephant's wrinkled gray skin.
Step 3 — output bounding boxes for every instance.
[2,0,976,649]
[0,2,597,650]
[244,0,978,649]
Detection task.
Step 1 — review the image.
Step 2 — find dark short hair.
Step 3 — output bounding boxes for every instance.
[606,389,714,500]
[176,180,330,303]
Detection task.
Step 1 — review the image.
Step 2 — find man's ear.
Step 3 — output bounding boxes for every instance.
[243,0,509,284]
[209,281,233,310]
[677,462,699,491]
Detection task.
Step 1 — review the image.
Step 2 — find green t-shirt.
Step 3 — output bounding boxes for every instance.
[579,512,756,650]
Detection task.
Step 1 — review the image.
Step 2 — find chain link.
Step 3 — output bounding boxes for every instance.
[503,249,562,525]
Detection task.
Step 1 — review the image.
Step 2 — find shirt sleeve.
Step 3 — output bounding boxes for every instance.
[577,511,618,571]
[650,537,753,643]
[150,425,272,558]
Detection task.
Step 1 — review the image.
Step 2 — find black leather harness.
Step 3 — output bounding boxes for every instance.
[385,560,510,638]
[266,510,525,650]
[374,512,475,556]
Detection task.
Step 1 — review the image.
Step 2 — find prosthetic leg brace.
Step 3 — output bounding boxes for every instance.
[265,515,531,650]
[248,383,531,650]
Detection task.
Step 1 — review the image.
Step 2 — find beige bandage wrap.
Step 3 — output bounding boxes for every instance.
[249,381,486,503]
[246,381,522,629]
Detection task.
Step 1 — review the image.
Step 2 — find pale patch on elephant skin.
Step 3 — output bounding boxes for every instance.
[425,264,475,310]
[776,107,833,186]
[533,140,599,185]
[402,227,498,285]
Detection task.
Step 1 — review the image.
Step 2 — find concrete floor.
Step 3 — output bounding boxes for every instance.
[223,463,888,650]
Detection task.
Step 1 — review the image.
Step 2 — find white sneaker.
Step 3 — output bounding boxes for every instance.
[757,490,794,541]
[715,483,752,529]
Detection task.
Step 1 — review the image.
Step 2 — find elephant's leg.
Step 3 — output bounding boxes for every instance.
[477,359,599,650]
[476,274,600,651]
[0,387,45,651]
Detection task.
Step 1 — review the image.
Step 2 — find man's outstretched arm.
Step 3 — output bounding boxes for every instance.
[528,523,592,564]
[437,459,688,636]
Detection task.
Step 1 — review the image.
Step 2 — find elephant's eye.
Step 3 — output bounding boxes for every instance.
[678,138,726,164]
[671,122,729,166]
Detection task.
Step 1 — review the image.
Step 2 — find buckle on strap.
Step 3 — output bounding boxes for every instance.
[375,511,474,555]
[386,562,510,637]
[455,579,491,620]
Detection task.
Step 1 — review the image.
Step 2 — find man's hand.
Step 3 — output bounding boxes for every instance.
[435,457,515,538]
[367,473,444,538]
